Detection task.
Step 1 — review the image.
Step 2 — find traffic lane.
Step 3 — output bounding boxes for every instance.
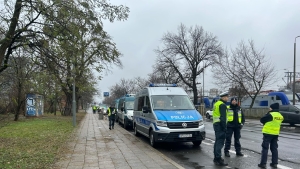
[205,119,300,164]
[129,129,297,169]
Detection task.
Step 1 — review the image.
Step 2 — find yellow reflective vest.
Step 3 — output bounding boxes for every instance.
[213,100,227,123]
[92,105,97,110]
[107,107,111,116]
[262,112,284,135]
[227,106,242,123]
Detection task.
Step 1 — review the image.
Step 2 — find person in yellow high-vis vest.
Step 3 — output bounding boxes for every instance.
[92,102,97,114]
[212,91,229,166]
[107,105,116,130]
[258,103,283,169]
[224,97,245,157]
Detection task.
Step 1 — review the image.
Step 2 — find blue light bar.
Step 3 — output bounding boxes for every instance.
[149,83,177,87]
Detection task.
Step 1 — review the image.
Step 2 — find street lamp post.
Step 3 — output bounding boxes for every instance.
[293,36,300,105]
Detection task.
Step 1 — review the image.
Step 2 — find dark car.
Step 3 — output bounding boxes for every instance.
[279,104,300,125]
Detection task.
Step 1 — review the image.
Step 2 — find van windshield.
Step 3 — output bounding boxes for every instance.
[125,101,134,110]
[151,95,195,110]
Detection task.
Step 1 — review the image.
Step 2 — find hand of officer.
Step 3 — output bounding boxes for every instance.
[240,124,244,129]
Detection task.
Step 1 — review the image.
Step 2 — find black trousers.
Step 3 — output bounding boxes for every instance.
[109,116,115,128]
[224,127,242,153]
[213,124,226,159]
[260,134,278,165]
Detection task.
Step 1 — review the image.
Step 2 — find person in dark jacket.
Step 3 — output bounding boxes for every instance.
[258,103,284,168]
[213,91,229,166]
[107,105,116,130]
[224,97,245,157]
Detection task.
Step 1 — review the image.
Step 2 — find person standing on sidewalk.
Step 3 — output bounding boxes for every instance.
[212,91,229,166]
[92,102,97,114]
[258,103,284,168]
[107,105,116,130]
[224,97,245,157]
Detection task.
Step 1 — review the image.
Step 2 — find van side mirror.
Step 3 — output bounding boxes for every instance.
[142,106,149,113]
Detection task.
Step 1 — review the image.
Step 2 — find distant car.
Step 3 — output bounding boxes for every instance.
[205,109,213,119]
[279,104,300,125]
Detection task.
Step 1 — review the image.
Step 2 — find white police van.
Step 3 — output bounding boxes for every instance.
[133,84,205,147]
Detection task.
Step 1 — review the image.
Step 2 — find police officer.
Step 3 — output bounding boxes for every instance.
[107,105,116,130]
[213,91,229,166]
[224,97,245,157]
[92,102,97,114]
[258,103,284,168]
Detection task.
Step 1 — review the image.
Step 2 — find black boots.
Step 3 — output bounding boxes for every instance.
[258,164,266,168]
[270,163,278,168]
[213,158,228,166]
[236,152,244,156]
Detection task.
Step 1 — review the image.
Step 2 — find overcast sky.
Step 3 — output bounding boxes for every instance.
[95,0,300,102]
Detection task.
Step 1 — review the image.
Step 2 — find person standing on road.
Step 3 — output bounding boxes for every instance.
[258,103,284,168]
[212,92,229,166]
[107,105,116,130]
[224,97,245,157]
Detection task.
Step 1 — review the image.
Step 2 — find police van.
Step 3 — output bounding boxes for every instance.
[133,84,205,147]
[117,94,135,129]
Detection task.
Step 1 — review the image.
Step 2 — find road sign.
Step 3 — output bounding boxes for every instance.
[103,92,109,97]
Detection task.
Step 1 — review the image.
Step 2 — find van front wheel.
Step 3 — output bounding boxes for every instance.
[134,124,140,136]
[192,141,202,146]
[150,130,157,148]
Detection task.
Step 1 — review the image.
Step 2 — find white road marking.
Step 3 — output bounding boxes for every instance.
[202,142,213,146]
[277,164,293,169]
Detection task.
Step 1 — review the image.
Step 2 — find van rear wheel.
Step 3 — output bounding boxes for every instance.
[150,130,157,147]
[192,141,202,146]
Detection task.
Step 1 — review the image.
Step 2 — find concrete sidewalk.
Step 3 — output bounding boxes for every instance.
[52,111,184,169]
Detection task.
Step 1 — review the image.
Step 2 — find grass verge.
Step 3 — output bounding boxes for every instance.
[0,111,85,169]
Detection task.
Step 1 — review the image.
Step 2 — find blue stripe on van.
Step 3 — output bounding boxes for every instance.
[153,110,202,121]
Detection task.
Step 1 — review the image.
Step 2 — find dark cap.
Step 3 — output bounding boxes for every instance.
[270,103,279,110]
[230,97,238,102]
[219,91,229,97]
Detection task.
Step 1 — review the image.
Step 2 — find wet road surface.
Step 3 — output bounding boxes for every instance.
[126,118,300,169]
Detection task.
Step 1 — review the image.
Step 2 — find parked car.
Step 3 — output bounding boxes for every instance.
[279,104,300,125]
[205,109,213,119]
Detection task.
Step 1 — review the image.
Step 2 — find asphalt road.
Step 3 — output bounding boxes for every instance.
[126,119,300,169]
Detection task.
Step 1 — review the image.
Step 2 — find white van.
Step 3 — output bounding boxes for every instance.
[133,84,205,147]
[117,94,135,129]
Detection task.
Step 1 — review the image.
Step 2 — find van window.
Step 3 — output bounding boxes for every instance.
[137,97,144,111]
[145,96,152,112]
[151,95,194,110]
[125,101,134,110]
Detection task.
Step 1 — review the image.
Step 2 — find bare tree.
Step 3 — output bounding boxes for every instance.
[155,23,223,104]
[149,62,182,84]
[213,40,276,108]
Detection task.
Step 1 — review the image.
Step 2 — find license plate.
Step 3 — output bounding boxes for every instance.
[179,134,192,138]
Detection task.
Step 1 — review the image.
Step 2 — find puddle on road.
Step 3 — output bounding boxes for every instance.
[174,154,205,169]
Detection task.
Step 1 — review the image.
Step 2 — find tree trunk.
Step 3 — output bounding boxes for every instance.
[14,81,23,121]
[249,95,258,108]
[0,0,23,73]
[193,87,198,105]
[64,92,72,116]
